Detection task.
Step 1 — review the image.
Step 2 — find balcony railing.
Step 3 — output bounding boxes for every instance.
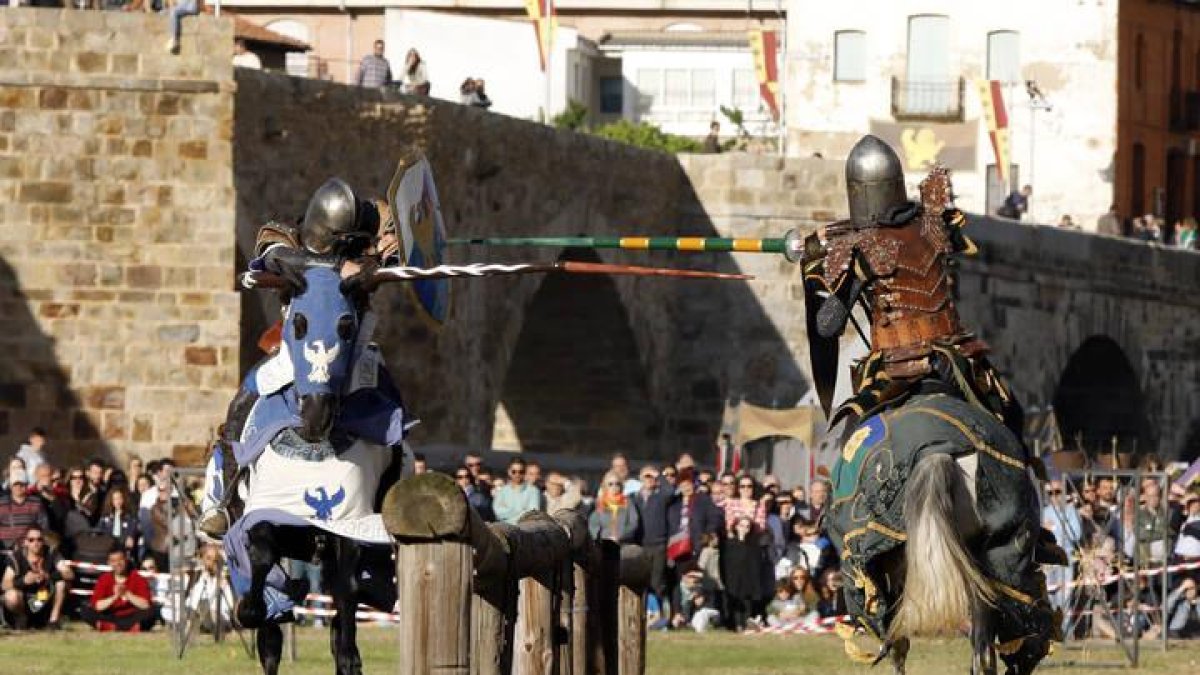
[891,77,965,122]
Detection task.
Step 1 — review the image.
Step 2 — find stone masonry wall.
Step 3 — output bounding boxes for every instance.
[234,72,809,459]
[0,9,239,466]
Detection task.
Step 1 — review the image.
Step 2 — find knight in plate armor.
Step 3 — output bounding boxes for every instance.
[801,135,1023,439]
[198,179,403,539]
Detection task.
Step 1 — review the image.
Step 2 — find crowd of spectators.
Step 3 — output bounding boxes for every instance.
[3,425,1197,640]
[0,428,220,633]
[1042,472,1200,640]
[443,451,844,633]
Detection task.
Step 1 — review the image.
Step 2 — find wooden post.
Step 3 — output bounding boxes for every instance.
[616,545,650,675]
[593,541,620,675]
[394,540,473,675]
[384,474,476,675]
[514,572,557,675]
[570,556,590,675]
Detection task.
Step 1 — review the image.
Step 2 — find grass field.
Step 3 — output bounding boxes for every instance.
[0,624,1197,674]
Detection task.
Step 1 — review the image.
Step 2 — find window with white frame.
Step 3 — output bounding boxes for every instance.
[637,67,719,115]
[733,69,759,111]
[987,31,1020,84]
[834,30,867,82]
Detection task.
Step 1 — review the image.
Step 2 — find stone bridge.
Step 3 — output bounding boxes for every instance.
[1,11,1196,466]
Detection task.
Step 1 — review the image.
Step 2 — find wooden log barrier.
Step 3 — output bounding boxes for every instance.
[616,545,651,675]
[383,474,592,675]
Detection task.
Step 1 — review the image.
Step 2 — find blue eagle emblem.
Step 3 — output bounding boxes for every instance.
[303,486,346,521]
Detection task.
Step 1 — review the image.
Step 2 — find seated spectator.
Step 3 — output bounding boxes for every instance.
[786,566,821,613]
[0,470,49,551]
[1167,578,1200,639]
[81,548,156,632]
[493,458,541,524]
[765,580,804,627]
[186,544,234,632]
[471,79,493,109]
[32,463,68,538]
[695,532,723,601]
[1,524,71,629]
[588,471,640,544]
[165,0,201,55]
[3,457,26,492]
[815,568,847,618]
[544,471,581,514]
[139,557,171,625]
[1175,493,1200,560]
[455,466,496,522]
[96,485,140,560]
[459,78,479,106]
[671,569,720,632]
[15,428,48,478]
[412,453,428,475]
[68,466,102,525]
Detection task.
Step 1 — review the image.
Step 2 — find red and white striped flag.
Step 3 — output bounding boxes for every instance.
[977,79,1011,185]
[525,0,557,72]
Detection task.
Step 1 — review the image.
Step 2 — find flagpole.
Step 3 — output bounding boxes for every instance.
[544,35,553,123]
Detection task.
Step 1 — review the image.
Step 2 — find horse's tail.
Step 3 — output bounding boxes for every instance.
[890,453,995,638]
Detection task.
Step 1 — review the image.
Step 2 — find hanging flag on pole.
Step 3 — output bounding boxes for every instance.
[977,79,1011,186]
[525,0,557,72]
[749,29,781,120]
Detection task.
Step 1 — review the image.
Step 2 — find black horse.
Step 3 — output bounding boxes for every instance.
[228,265,405,675]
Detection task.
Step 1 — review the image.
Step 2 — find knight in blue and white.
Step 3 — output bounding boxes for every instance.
[198,178,411,540]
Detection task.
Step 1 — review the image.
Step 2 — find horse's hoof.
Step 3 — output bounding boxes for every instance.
[235,597,266,630]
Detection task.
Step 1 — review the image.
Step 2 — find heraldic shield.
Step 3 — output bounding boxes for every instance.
[388,148,450,325]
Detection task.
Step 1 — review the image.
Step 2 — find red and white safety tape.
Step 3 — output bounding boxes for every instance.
[1046,559,1200,592]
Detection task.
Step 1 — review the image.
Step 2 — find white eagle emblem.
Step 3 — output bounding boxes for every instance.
[303,340,340,384]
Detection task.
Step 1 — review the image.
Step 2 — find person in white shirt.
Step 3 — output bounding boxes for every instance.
[15,428,47,479]
[232,39,262,70]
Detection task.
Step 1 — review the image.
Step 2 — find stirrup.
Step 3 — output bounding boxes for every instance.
[198,507,231,541]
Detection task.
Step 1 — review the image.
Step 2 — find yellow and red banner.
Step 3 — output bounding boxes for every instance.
[525,0,557,72]
[977,79,1011,185]
[749,29,780,120]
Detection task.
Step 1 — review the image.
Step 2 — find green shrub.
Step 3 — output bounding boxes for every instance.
[592,119,702,154]
[552,99,591,131]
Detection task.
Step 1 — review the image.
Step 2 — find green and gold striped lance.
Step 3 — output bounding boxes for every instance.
[449,231,805,262]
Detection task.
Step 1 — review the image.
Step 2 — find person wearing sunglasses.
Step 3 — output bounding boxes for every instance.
[456,465,495,522]
[1,524,72,630]
[634,467,672,611]
[1042,479,1081,628]
[723,476,768,535]
[493,458,542,524]
[588,471,641,544]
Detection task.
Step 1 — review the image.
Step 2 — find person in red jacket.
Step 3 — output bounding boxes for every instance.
[80,548,156,632]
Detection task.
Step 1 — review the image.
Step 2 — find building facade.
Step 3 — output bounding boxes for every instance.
[783,0,1119,228]
[217,1,784,135]
[1116,0,1200,234]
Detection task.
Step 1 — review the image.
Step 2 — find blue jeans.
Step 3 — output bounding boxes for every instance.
[169,0,199,41]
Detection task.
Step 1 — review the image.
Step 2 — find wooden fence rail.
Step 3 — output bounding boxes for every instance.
[382,473,648,675]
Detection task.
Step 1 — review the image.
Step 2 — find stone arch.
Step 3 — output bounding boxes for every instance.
[494,249,661,456]
[1052,335,1151,458]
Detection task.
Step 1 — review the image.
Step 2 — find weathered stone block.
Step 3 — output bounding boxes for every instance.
[184,346,218,366]
[131,414,153,442]
[126,265,162,289]
[73,51,107,74]
[178,140,207,160]
[38,87,69,110]
[157,324,200,343]
[39,303,80,319]
[57,263,97,287]
[19,182,72,204]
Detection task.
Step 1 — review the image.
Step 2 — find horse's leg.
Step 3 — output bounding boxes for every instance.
[970,602,998,675]
[237,522,278,630]
[256,622,284,675]
[325,536,362,675]
[888,636,910,675]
